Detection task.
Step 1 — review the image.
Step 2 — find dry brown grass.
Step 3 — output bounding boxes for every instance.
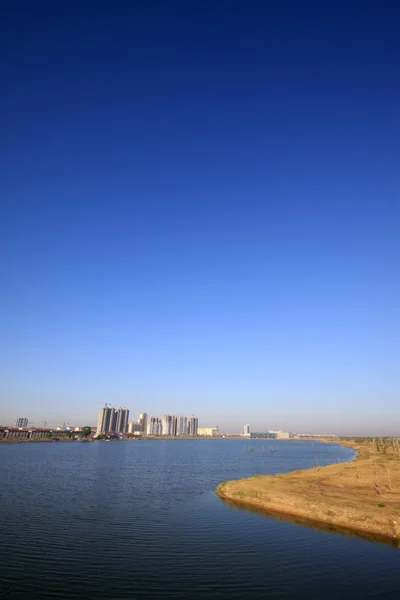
[216,439,400,545]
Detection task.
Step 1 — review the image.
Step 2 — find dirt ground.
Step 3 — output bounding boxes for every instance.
[217,440,400,545]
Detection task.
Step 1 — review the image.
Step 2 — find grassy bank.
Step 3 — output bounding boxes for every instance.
[216,439,400,546]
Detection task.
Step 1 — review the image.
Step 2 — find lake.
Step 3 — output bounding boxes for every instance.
[0,439,399,599]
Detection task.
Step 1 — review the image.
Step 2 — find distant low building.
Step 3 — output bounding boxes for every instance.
[297,433,336,438]
[250,431,289,439]
[198,427,220,437]
[250,432,276,439]
[3,427,53,439]
[268,430,289,440]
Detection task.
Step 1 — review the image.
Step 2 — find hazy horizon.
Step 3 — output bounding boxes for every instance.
[0,403,398,438]
[1,2,399,437]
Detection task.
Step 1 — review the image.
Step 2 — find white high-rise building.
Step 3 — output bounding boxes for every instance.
[97,406,115,433]
[243,424,250,437]
[147,417,161,435]
[189,416,198,436]
[176,416,185,435]
[155,418,161,435]
[15,417,28,428]
[109,409,117,432]
[115,408,130,432]
[96,406,130,434]
[161,414,173,435]
[128,421,142,434]
[138,412,148,434]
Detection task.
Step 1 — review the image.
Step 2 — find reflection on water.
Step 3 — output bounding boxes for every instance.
[221,496,400,548]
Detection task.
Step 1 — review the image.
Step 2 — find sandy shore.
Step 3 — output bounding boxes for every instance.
[216,439,400,546]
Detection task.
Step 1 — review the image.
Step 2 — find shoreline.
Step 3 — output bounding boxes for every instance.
[216,439,400,547]
[0,436,325,443]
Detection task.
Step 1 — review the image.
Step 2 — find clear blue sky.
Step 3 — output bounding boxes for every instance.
[1,1,399,434]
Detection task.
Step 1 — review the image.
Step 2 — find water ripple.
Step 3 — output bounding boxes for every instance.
[0,440,398,599]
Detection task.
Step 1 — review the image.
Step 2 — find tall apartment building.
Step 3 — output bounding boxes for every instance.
[138,413,148,433]
[243,424,250,437]
[115,408,130,433]
[15,417,28,428]
[120,413,198,436]
[176,416,187,435]
[97,407,115,433]
[97,405,130,433]
[109,409,117,432]
[189,416,198,436]
[147,417,161,435]
[161,414,173,435]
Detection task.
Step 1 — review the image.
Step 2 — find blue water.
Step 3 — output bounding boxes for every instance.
[0,440,398,599]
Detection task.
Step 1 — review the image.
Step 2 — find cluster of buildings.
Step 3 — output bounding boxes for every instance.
[96,406,200,436]
[2,416,55,440]
[3,414,336,442]
[132,414,198,436]
[2,427,53,440]
[96,406,130,435]
[1,417,96,440]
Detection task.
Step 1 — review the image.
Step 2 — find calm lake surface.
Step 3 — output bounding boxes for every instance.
[0,440,399,599]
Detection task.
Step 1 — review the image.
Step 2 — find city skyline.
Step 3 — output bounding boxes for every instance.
[96,406,199,436]
[0,408,368,439]
[10,396,400,436]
